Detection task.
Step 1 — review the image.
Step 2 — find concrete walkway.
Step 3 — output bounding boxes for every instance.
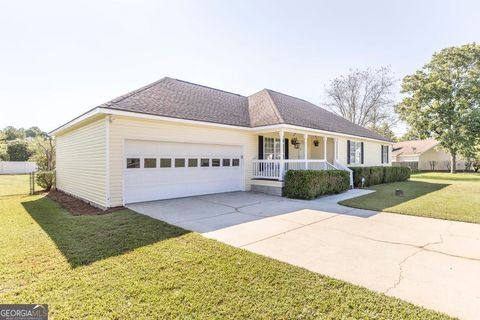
[127,190,480,319]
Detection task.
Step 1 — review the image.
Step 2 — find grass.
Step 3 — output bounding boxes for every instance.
[340,172,480,224]
[0,192,451,319]
[0,174,43,197]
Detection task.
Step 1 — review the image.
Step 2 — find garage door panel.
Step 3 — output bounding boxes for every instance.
[124,140,244,203]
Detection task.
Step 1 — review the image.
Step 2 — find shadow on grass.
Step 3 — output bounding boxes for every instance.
[340,180,450,212]
[22,196,189,268]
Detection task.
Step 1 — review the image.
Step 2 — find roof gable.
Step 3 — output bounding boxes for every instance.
[392,139,440,156]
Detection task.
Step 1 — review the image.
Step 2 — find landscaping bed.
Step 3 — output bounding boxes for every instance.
[47,190,123,215]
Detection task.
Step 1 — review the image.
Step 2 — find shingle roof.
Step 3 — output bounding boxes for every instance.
[101,77,251,127]
[100,77,392,142]
[392,139,439,156]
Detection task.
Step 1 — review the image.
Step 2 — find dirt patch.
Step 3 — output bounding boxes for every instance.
[47,190,124,216]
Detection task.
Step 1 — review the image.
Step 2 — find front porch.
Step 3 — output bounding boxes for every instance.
[251,129,353,187]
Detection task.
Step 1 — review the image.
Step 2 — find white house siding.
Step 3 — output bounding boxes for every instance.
[108,116,257,207]
[419,148,465,171]
[56,118,107,208]
[337,137,391,167]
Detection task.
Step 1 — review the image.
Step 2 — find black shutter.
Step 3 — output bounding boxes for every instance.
[258,136,263,159]
[381,145,384,164]
[386,145,389,163]
[361,142,364,164]
[347,140,351,164]
[284,138,289,159]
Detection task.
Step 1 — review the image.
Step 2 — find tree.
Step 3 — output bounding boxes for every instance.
[324,66,396,129]
[26,126,46,138]
[396,44,480,173]
[5,141,32,161]
[399,127,422,142]
[30,136,55,171]
[370,122,397,142]
[2,126,25,140]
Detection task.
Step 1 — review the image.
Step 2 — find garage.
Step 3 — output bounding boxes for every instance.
[123,140,244,203]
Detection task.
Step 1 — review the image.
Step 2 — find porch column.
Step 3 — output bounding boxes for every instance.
[279,130,285,180]
[334,137,338,161]
[303,133,308,169]
[323,137,327,161]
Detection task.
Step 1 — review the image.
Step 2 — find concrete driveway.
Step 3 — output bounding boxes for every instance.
[127,191,480,319]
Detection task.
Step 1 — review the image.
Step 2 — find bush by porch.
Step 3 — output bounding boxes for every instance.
[284,170,350,200]
[349,166,411,188]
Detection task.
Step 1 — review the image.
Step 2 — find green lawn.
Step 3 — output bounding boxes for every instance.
[0,174,43,197]
[340,172,480,224]
[0,193,450,319]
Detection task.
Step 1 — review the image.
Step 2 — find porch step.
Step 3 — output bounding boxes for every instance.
[251,179,284,196]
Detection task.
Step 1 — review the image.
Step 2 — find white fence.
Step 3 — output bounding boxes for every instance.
[0,161,38,174]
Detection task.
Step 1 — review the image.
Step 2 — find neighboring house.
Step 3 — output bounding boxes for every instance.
[50,77,392,208]
[392,139,465,171]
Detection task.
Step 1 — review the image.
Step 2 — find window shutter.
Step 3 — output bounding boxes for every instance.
[258,136,263,159]
[284,138,289,159]
[381,145,384,164]
[386,145,389,163]
[361,142,364,164]
[347,140,351,164]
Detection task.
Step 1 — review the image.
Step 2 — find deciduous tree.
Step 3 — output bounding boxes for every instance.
[396,44,480,173]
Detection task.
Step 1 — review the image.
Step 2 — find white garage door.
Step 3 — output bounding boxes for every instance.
[124,140,244,203]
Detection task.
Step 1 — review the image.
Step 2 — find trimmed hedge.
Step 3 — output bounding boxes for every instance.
[284,170,350,200]
[349,166,411,187]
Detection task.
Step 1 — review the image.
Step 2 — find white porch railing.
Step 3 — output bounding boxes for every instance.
[253,159,340,180]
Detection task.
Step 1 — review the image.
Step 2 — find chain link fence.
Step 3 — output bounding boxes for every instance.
[0,173,39,197]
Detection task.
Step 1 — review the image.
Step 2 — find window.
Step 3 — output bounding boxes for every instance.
[160,158,172,168]
[200,158,210,167]
[382,145,389,164]
[232,158,240,166]
[144,158,157,168]
[349,141,363,164]
[175,158,185,167]
[126,158,140,168]
[264,137,281,159]
[212,159,220,167]
[222,159,231,166]
[188,158,198,167]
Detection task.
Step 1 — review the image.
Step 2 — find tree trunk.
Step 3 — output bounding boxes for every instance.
[451,153,457,174]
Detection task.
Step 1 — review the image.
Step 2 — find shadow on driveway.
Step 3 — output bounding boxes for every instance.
[22,196,189,268]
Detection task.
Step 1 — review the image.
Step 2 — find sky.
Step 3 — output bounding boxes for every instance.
[1,0,479,135]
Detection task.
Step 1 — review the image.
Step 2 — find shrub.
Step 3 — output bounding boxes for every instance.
[284,170,350,200]
[383,166,411,183]
[36,171,55,191]
[349,166,411,187]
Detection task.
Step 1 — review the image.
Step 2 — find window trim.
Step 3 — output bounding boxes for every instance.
[348,141,363,165]
[263,137,281,160]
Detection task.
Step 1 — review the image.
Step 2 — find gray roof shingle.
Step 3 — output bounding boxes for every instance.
[100,77,392,142]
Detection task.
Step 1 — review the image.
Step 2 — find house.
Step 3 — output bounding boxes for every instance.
[392,139,465,171]
[50,77,393,208]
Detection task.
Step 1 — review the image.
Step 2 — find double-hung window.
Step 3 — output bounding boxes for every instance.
[349,141,363,164]
[264,137,281,160]
[381,145,389,164]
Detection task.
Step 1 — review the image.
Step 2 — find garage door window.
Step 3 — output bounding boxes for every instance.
[144,158,157,168]
[126,158,140,168]
[223,159,230,166]
[160,158,172,168]
[201,158,210,167]
[175,158,185,167]
[188,158,198,167]
[232,159,240,166]
[212,159,220,167]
